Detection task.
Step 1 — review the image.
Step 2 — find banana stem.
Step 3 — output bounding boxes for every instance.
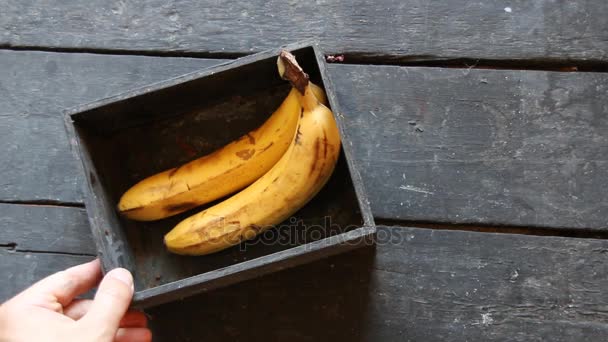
[277,50,309,95]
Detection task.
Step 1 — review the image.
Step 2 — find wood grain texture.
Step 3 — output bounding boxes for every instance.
[1,0,607,62]
[0,249,93,301]
[0,203,95,254]
[331,64,608,230]
[0,50,225,202]
[2,51,606,230]
[147,226,608,341]
[4,225,607,340]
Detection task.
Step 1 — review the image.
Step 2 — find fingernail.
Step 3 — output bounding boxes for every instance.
[109,268,134,291]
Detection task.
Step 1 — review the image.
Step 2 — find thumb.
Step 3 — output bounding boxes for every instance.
[80,268,134,336]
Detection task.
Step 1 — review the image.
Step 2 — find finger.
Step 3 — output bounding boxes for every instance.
[19,259,102,307]
[115,327,152,342]
[65,299,147,328]
[79,268,134,335]
[64,299,93,320]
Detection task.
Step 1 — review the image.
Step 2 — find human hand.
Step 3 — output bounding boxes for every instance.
[0,259,151,342]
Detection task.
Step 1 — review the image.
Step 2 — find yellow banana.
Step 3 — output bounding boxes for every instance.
[164,70,341,255]
[117,83,326,221]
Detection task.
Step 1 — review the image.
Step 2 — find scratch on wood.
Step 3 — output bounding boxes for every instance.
[399,185,435,195]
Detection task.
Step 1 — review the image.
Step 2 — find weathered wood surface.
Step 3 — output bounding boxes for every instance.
[0,249,93,301]
[0,50,225,203]
[2,224,608,341]
[330,64,608,230]
[0,203,96,299]
[148,226,608,341]
[2,51,606,230]
[2,1,607,340]
[2,0,607,62]
[0,203,94,254]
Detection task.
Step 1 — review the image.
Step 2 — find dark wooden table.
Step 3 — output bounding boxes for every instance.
[2,1,608,340]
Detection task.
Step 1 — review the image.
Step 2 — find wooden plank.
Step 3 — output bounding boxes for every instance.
[2,0,607,62]
[2,51,606,230]
[0,249,93,301]
[146,226,608,341]
[0,50,225,202]
[0,204,96,300]
[3,224,607,340]
[330,64,608,230]
[0,206,608,341]
[0,203,95,254]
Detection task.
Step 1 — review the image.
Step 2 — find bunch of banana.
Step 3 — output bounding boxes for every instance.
[118,50,341,256]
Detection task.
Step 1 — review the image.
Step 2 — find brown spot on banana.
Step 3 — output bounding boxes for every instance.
[245,133,256,145]
[309,138,321,176]
[164,202,198,213]
[295,126,303,145]
[192,215,226,239]
[300,107,304,118]
[250,224,264,233]
[170,231,240,253]
[313,160,328,186]
[259,142,274,153]
[168,166,179,177]
[322,129,328,158]
[119,206,142,215]
[235,148,255,160]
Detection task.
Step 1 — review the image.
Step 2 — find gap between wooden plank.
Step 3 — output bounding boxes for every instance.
[0,44,247,59]
[336,55,608,73]
[0,243,95,257]
[377,219,608,240]
[0,200,85,208]
[1,45,607,73]
[3,200,607,242]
